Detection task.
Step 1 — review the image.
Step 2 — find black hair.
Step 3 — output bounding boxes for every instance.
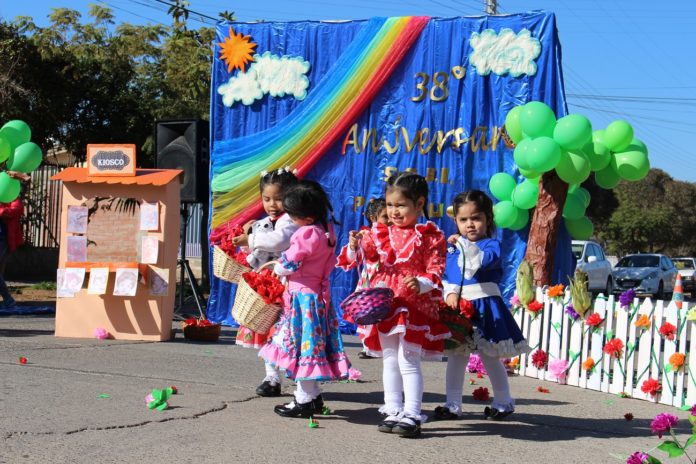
[282,180,340,247]
[364,197,386,224]
[259,168,298,195]
[451,190,496,238]
[385,171,429,219]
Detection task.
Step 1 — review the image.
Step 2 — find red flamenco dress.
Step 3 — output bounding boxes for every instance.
[337,222,450,360]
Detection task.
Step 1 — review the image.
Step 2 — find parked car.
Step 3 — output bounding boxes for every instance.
[673,257,696,296]
[612,254,678,299]
[572,240,614,295]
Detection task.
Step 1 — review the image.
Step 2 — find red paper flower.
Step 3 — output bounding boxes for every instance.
[242,269,284,305]
[531,349,548,369]
[659,322,677,341]
[536,386,550,393]
[603,338,624,358]
[459,298,475,319]
[641,378,661,397]
[218,224,250,265]
[171,386,178,394]
[624,413,634,421]
[585,313,604,328]
[472,387,490,401]
[526,300,543,316]
[18,356,27,365]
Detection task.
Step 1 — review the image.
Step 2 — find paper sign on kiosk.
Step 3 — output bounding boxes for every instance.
[87,144,136,177]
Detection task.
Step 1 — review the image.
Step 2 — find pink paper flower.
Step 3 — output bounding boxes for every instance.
[467,353,487,375]
[348,368,362,381]
[510,294,520,307]
[94,328,110,340]
[650,413,678,438]
[548,359,569,381]
[145,393,155,405]
[626,452,649,464]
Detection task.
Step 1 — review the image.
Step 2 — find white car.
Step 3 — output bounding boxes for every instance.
[673,257,696,296]
[612,254,678,299]
[572,240,614,295]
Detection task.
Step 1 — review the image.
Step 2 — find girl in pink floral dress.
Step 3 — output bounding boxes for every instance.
[338,172,449,438]
[259,180,351,419]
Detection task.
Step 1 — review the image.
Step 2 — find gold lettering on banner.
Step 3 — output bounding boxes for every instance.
[342,124,360,155]
[425,168,436,182]
[353,196,365,212]
[440,167,449,184]
[418,128,438,155]
[428,203,444,218]
[384,166,398,181]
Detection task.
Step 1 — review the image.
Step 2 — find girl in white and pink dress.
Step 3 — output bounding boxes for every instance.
[260,180,351,419]
[337,172,449,438]
[231,168,298,397]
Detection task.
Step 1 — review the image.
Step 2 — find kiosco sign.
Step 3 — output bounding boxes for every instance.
[87,144,136,176]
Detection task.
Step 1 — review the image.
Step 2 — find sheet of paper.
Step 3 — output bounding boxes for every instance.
[66,235,87,262]
[141,236,159,264]
[149,267,169,296]
[140,201,159,231]
[66,206,88,234]
[113,268,139,296]
[56,269,75,298]
[87,267,109,295]
[62,268,86,293]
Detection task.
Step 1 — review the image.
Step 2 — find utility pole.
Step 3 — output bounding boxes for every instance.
[485,0,497,15]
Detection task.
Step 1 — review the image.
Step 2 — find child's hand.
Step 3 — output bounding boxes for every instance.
[348,230,362,251]
[404,276,420,293]
[446,293,459,309]
[232,234,248,246]
[447,234,460,245]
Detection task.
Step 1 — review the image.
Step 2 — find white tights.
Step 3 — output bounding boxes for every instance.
[379,332,423,418]
[295,379,320,404]
[264,362,282,385]
[445,351,514,413]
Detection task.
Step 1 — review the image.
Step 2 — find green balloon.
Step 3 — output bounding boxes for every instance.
[553,114,592,151]
[9,142,42,173]
[520,101,557,139]
[563,192,586,220]
[1,120,31,144]
[603,120,634,152]
[513,138,533,170]
[576,187,591,207]
[595,164,620,189]
[527,136,562,173]
[489,173,517,202]
[555,150,591,185]
[0,121,31,154]
[611,149,650,181]
[511,180,539,210]
[0,172,20,203]
[505,106,525,144]
[0,136,10,163]
[565,216,594,240]
[625,137,648,156]
[519,167,540,180]
[582,139,611,172]
[493,200,518,228]
[592,130,605,144]
[509,207,529,231]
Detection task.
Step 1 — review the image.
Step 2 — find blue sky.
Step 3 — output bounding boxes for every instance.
[2,0,695,182]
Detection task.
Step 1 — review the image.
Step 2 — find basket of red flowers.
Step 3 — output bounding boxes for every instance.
[440,298,476,351]
[212,224,251,284]
[181,318,222,342]
[231,262,285,333]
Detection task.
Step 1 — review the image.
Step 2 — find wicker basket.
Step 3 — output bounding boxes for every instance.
[213,245,250,284]
[231,263,282,333]
[183,323,221,342]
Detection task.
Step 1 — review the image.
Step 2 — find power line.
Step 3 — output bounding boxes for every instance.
[149,0,218,23]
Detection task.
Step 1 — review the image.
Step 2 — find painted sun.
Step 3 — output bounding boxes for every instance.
[218,27,257,73]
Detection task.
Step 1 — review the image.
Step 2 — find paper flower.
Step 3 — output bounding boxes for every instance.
[526,300,543,317]
[348,367,362,381]
[472,387,490,401]
[308,417,319,428]
[93,327,109,339]
[688,308,696,321]
[242,269,285,305]
[582,357,595,371]
[531,349,548,369]
[510,294,520,307]
[508,357,520,369]
[459,298,475,319]
[626,451,649,464]
[603,338,624,358]
[624,413,634,421]
[650,413,678,438]
[634,314,651,330]
[641,378,661,398]
[171,386,178,394]
[669,353,685,371]
[146,387,174,411]
[18,356,27,365]
[619,289,636,309]
[548,359,569,381]
[467,353,487,375]
[659,322,677,341]
[585,313,604,328]
[547,284,564,298]
[536,386,550,393]
[565,304,580,321]
[217,224,250,266]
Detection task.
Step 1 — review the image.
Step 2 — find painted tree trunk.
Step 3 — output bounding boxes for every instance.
[524,171,569,286]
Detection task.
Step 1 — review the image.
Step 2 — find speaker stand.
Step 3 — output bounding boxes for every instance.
[175,205,206,319]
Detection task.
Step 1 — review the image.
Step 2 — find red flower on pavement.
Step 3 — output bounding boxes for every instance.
[472,387,490,401]
[659,322,677,341]
[624,412,634,421]
[603,338,624,358]
[19,356,27,365]
[536,386,550,393]
[641,378,661,398]
[585,313,604,328]
[531,350,548,370]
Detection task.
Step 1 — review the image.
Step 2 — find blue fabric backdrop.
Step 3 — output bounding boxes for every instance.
[207,11,573,328]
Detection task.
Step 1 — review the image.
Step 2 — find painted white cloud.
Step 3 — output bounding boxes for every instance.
[469,28,541,77]
[217,51,311,107]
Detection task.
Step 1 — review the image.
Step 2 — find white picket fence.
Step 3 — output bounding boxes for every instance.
[512,289,695,408]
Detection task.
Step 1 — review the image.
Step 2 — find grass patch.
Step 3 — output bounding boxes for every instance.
[29,281,57,291]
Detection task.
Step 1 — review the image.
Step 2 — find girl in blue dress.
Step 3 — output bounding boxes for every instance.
[434,190,529,421]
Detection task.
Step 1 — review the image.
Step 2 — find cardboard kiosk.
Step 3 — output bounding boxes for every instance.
[51,145,183,341]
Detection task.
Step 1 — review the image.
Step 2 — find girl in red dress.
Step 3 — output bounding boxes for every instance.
[338,172,448,438]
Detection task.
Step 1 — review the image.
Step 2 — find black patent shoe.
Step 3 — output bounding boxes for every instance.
[313,394,326,414]
[432,405,461,421]
[484,406,514,421]
[392,416,422,438]
[274,400,315,418]
[256,380,281,397]
[377,415,401,433]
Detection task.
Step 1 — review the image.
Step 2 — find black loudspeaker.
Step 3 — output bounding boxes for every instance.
[155,119,209,203]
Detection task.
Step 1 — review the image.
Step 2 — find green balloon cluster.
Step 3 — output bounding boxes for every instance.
[0,120,43,203]
[501,102,650,239]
